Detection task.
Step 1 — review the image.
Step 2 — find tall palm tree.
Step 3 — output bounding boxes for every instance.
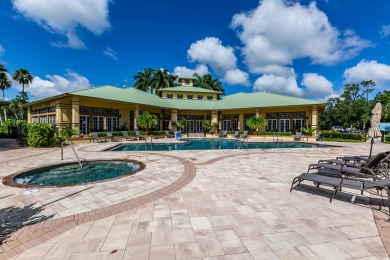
[0,64,7,73]
[150,69,176,93]
[193,73,225,93]
[12,68,33,94]
[133,68,153,92]
[0,72,12,99]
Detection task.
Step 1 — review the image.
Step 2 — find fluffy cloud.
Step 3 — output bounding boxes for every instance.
[381,25,390,38]
[231,0,370,73]
[253,68,303,97]
[343,60,390,85]
[301,73,336,100]
[0,44,4,56]
[187,37,237,75]
[12,70,92,100]
[173,64,209,78]
[12,0,111,49]
[103,47,119,60]
[223,69,250,86]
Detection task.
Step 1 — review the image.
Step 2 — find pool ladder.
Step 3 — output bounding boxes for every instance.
[235,136,248,150]
[61,141,86,170]
[273,134,283,142]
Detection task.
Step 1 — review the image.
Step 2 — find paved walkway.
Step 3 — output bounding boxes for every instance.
[0,139,389,259]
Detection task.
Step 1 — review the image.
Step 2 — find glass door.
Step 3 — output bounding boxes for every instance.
[93,116,104,131]
[223,120,231,131]
[267,119,277,131]
[107,117,118,132]
[279,119,290,132]
[195,120,203,133]
[186,120,194,132]
[80,115,90,134]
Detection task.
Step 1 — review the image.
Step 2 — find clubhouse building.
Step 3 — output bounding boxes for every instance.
[25,77,326,134]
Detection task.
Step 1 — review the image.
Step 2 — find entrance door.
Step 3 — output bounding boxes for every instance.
[223,120,231,131]
[80,115,90,134]
[279,119,290,132]
[107,117,118,132]
[292,119,305,131]
[186,120,194,132]
[195,120,203,133]
[93,116,104,131]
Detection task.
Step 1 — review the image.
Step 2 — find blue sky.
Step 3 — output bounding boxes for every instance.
[1,0,390,101]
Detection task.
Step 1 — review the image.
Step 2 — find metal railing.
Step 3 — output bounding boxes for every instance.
[61,141,86,170]
[272,134,283,142]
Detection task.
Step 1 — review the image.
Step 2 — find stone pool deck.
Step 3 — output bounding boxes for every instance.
[0,138,390,259]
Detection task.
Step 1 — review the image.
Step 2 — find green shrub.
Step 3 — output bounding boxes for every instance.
[27,123,57,147]
[319,130,365,141]
[385,135,390,143]
[59,127,78,140]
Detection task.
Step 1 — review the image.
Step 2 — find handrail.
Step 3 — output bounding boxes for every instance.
[61,141,85,170]
[272,134,283,142]
[236,136,249,150]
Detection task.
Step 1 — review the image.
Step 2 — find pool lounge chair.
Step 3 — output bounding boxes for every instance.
[91,132,106,143]
[242,131,248,138]
[135,131,144,140]
[307,152,389,178]
[165,130,174,138]
[293,131,302,141]
[290,172,390,203]
[219,130,227,138]
[234,131,240,138]
[121,131,135,141]
[106,132,121,142]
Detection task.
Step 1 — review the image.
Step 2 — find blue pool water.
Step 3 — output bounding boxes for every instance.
[14,160,142,186]
[109,138,329,151]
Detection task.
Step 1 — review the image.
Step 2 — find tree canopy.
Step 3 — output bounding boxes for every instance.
[12,68,33,94]
[318,80,390,130]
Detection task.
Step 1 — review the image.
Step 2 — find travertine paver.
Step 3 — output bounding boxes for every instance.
[0,139,389,259]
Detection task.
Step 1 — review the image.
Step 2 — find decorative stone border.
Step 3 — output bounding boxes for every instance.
[2,158,146,189]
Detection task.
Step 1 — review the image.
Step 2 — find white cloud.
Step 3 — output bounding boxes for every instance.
[12,0,111,49]
[187,37,237,75]
[253,68,303,97]
[173,64,209,78]
[381,25,390,38]
[103,47,119,60]
[231,0,371,74]
[0,44,4,56]
[12,70,92,100]
[223,69,250,86]
[343,60,390,85]
[301,73,336,99]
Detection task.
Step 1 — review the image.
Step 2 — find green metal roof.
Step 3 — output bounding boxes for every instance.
[214,92,323,110]
[0,98,9,105]
[70,86,172,108]
[158,86,222,94]
[165,99,217,110]
[30,86,324,111]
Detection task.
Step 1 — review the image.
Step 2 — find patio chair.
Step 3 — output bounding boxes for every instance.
[234,131,240,138]
[242,131,248,139]
[106,132,121,142]
[290,172,390,204]
[307,152,390,178]
[293,131,302,141]
[219,130,227,138]
[91,132,106,143]
[121,131,135,141]
[165,130,174,138]
[135,131,144,140]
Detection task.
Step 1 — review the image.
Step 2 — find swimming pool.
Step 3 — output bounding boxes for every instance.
[109,138,330,151]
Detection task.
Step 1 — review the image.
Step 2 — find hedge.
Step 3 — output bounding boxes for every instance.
[319,130,365,141]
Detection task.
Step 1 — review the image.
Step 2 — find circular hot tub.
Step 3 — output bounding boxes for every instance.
[3,159,145,188]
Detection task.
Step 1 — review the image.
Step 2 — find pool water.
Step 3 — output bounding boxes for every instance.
[14,160,141,186]
[109,138,329,151]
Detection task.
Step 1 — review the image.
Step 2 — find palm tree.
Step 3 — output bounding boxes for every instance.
[137,111,158,132]
[0,72,12,99]
[193,73,225,93]
[0,64,7,73]
[133,68,153,92]
[246,115,267,134]
[150,69,176,93]
[12,68,33,94]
